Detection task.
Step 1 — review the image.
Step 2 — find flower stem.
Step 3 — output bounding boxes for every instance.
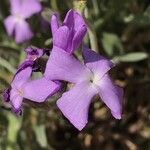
[73,0,87,14]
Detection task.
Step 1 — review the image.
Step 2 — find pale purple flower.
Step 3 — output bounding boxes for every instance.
[4,0,42,43]
[3,48,60,114]
[44,46,123,130]
[51,9,87,53]
[25,46,44,61]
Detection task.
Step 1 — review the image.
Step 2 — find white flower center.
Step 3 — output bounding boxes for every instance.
[89,73,100,85]
[14,14,24,23]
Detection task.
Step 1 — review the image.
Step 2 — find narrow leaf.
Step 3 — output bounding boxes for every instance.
[113,52,148,62]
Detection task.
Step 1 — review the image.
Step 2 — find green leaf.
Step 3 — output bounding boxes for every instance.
[132,15,150,27]
[113,52,148,63]
[7,114,22,143]
[34,125,48,148]
[44,38,52,46]
[6,113,22,150]
[102,32,123,56]
[41,8,53,22]
[131,6,150,27]
[144,6,150,17]
[0,41,21,51]
[0,57,16,74]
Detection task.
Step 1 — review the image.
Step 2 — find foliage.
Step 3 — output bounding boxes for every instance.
[0,0,150,150]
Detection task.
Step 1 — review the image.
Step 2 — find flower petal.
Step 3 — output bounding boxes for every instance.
[63,9,86,32]
[20,0,42,18]
[10,88,23,112]
[63,10,87,53]
[53,26,70,50]
[57,82,97,130]
[51,13,59,36]
[10,0,21,15]
[15,20,33,43]
[3,88,11,102]
[83,47,115,80]
[71,25,87,52]
[97,74,123,119]
[24,47,44,60]
[44,46,91,83]
[63,9,74,29]
[4,16,16,36]
[23,77,60,102]
[12,61,33,88]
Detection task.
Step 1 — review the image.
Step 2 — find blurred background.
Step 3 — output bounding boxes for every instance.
[0,0,150,150]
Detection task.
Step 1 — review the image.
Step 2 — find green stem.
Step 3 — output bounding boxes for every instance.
[84,7,99,52]
[87,24,99,52]
[73,0,87,14]
[0,57,16,74]
[19,50,26,64]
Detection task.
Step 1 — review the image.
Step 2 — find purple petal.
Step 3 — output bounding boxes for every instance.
[10,0,21,15]
[15,60,33,75]
[3,88,11,102]
[53,26,70,50]
[63,9,86,32]
[15,20,33,43]
[63,10,87,53]
[83,47,115,80]
[12,61,33,88]
[12,108,22,115]
[20,0,42,18]
[4,16,33,43]
[51,13,59,36]
[10,88,23,112]
[71,25,87,52]
[65,28,74,53]
[97,74,123,119]
[4,16,16,36]
[51,10,87,53]
[23,77,60,102]
[63,9,74,29]
[44,46,91,83]
[57,81,97,131]
[24,47,44,60]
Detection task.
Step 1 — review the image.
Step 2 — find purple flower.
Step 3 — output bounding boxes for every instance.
[4,0,42,43]
[51,9,87,53]
[24,46,44,61]
[3,48,60,114]
[44,46,123,130]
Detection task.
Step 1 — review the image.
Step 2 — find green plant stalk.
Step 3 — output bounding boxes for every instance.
[87,25,99,52]
[84,7,99,52]
[73,0,87,14]
[51,0,59,12]
[0,57,16,74]
[19,50,26,64]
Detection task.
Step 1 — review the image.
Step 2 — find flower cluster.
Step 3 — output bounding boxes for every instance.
[3,8,123,130]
